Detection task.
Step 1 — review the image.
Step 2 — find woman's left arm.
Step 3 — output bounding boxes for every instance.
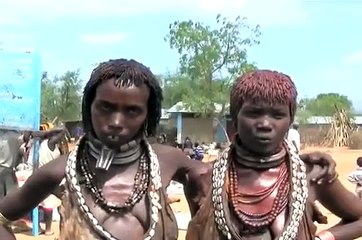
[315,179,362,240]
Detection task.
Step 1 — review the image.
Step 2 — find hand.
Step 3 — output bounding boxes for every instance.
[299,151,337,184]
[32,128,65,140]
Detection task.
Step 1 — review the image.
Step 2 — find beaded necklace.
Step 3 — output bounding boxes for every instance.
[212,140,308,240]
[79,144,150,213]
[65,138,162,240]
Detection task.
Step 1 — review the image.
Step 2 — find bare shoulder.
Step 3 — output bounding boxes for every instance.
[151,143,188,163]
[150,144,212,183]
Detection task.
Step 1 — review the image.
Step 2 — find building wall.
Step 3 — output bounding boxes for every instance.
[167,116,214,143]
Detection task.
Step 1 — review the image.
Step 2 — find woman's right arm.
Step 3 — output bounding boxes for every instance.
[0,155,67,220]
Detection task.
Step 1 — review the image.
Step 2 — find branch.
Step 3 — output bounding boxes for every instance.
[212,38,230,74]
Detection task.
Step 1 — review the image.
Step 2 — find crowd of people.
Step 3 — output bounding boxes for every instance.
[0,128,66,235]
[0,59,361,240]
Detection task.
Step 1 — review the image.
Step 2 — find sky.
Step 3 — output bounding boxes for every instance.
[1,0,362,110]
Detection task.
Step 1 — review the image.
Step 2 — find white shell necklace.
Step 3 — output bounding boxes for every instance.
[65,139,163,240]
[212,140,308,240]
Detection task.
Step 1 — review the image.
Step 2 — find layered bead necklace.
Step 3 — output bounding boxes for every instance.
[228,160,290,233]
[65,137,163,240]
[212,140,308,240]
[79,145,150,213]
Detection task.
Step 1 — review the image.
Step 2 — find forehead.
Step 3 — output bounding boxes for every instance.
[241,101,289,110]
[94,79,150,106]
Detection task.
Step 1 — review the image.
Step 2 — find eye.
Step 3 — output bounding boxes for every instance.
[272,111,287,119]
[125,106,141,117]
[244,109,263,118]
[98,102,114,113]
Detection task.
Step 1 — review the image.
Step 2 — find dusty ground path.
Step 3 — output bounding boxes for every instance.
[15,147,362,240]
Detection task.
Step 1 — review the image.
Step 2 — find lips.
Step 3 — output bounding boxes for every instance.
[255,136,273,143]
[257,138,271,143]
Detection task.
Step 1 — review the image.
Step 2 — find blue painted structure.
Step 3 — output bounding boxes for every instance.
[0,51,41,130]
[0,50,41,236]
[215,117,227,143]
[176,113,182,143]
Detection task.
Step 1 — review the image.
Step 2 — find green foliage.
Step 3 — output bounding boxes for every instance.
[164,14,260,115]
[55,70,83,121]
[300,93,353,117]
[161,73,232,115]
[41,72,59,122]
[41,70,82,122]
[161,73,192,108]
[295,103,312,124]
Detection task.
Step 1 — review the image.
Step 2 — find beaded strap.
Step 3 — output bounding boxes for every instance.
[212,140,308,240]
[65,139,162,240]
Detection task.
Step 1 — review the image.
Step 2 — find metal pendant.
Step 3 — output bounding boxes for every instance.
[95,147,115,170]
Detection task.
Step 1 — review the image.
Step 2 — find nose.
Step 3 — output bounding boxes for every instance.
[109,112,124,129]
[256,116,273,131]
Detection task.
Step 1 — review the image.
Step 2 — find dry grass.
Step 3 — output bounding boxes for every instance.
[349,131,362,149]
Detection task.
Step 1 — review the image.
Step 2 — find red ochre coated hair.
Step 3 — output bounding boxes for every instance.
[230,69,298,122]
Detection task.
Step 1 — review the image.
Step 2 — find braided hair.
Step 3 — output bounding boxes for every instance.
[82,59,163,137]
[230,69,298,123]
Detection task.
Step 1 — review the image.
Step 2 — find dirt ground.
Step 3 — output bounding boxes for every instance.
[14,147,362,240]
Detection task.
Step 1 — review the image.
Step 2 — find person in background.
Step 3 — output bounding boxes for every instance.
[25,130,66,235]
[0,131,23,200]
[156,133,166,144]
[348,157,362,198]
[183,136,194,158]
[160,133,167,144]
[16,131,32,171]
[0,129,64,233]
[193,142,204,161]
[74,126,83,141]
[287,122,301,152]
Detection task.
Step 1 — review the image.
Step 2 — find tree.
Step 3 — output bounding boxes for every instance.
[300,93,353,117]
[164,14,260,115]
[40,72,59,122]
[295,99,312,124]
[40,70,83,122]
[161,73,191,108]
[55,70,83,121]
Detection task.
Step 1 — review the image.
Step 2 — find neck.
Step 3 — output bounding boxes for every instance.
[85,134,143,170]
[233,136,286,169]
